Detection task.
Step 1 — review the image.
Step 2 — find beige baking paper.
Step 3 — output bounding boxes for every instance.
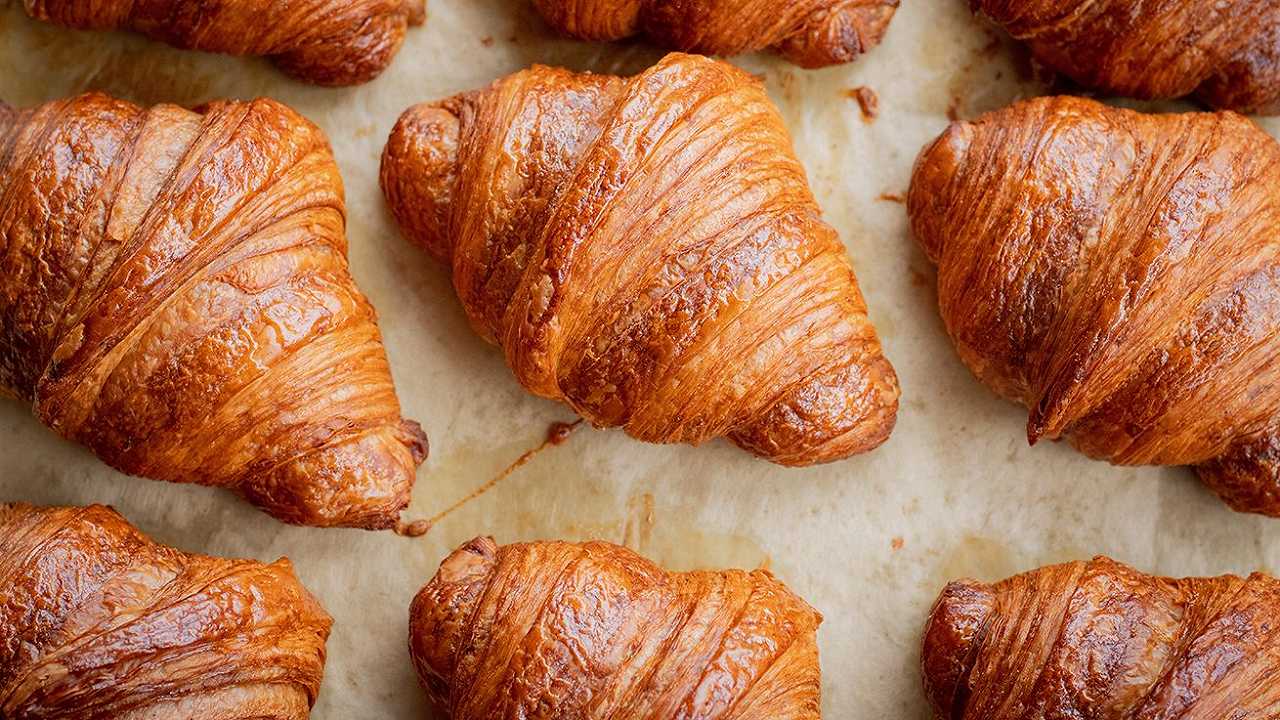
[3,1,1280,717]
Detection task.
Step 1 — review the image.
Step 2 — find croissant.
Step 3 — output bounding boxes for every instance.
[530,0,897,68]
[922,556,1280,718]
[380,53,899,466]
[21,0,426,86]
[0,93,427,529]
[410,536,823,719]
[908,95,1280,516]
[970,0,1280,114]
[0,502,332,719]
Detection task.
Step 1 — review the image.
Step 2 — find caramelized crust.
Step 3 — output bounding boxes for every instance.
[22,0,426,86]
[908,96,1280,516]
[381,53,899,466]
[922,556,1280,719]
[972,0,1280,113]
[531,0,898,68]
[410,536,823,719]
[0,503,332,720]
[0,93,427,529]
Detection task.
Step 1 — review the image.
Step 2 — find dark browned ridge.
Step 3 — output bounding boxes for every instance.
[21,0,426,86]
[0,93,426,529]
[909,95,1280,516]
[530,0,898,68]
[380,53,900,467]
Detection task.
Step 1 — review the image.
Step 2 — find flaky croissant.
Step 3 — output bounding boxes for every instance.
[971,0,1280,114]
[908,96,1280,516]
[922,556,1280,719]
[0,93,427,529]
[410,536,823,719]
[21,0,425,86]
[530,0,897,68]
[381,53,899,466]
[0,502,332,719]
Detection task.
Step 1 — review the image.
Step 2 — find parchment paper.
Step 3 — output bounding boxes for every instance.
[3,1,1280,717]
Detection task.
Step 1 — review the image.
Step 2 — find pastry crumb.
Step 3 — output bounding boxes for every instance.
[845,86,879,122]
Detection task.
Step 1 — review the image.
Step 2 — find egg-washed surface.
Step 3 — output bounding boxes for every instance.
[2,1,1280,718]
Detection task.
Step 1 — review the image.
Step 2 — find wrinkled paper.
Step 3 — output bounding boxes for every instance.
[3,0,1280,716]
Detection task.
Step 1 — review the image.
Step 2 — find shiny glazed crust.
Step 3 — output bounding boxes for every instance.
[922,556,1280,718]
[531,0,898,68]
[22,0,426,86]
[908,95,1280,516]
[0,503,332,719]
[380,53,900,466]
[410,536,823,719]
[0,93,427,529]
[972,0,1280,113]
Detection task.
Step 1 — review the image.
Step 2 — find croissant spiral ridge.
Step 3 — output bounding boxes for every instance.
[971,0,1280,113]
[410,536,823,719]
[531,0,898,68]
[922,556,1280,719]
[381,53,899,466]
[0,502,332,720]
[0,92,427,529]
[909,95,1280,516]
[21,0,427,86]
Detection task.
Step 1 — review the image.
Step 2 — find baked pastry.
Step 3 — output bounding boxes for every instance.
[908,95,1280,516]
[530,0,898,68]
[970,0,1280,113]
[21,0,426,86]
[923,556,1280,718]
[381,52,899,466]
[410,536,823,718]
[0,502,332,719]
[0,92,427,529]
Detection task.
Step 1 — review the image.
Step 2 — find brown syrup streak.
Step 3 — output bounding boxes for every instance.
[395,419,585,537]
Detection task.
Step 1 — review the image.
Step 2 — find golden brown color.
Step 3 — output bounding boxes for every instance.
[0,93,427,529]
[531,0,897,68]
[22,0,426,86]
[908,96,1280,516]
[0,502,332,719]
[922,556,1280,719]
[381,53,899,466]
[971,0,1280,113]
[410,536,823,719]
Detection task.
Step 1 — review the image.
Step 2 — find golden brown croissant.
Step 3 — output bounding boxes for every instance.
[971,0,1280,113]
[0,502,332,719]
[380,53,899,466]
[0,92,427,529]
[531,0,897,68]
[410,536,823,719]
[21,0,426,86]
[922,556,1280,719]
[908,95,1280,516]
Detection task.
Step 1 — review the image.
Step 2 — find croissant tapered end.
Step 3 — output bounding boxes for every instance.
[0,92,427,529]
[921,558,1280,719]
[381,53,899,466]
[531,0,897,68]
[0,503,333,719]
[775,0,900,69]
[906,122,973,265]
[410,536,824,719]
[23,1,426,86]
[920,580,995,719]
[381,100,462,265]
